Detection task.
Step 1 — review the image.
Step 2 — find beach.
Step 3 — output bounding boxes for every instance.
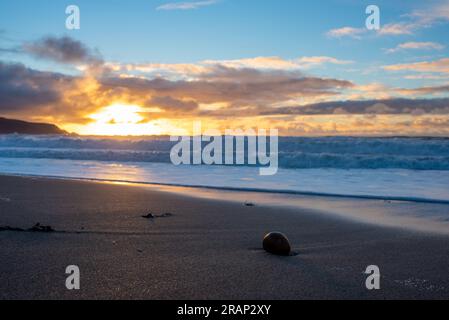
[1,175,449,300]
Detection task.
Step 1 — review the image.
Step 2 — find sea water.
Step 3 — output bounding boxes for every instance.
[0,135,448,203]
[2,134,449,233]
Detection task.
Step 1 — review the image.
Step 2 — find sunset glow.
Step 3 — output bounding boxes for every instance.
[77,104,163,136]
[1,1,449,136]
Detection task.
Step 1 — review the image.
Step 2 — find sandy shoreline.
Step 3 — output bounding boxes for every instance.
[1,175,449,299]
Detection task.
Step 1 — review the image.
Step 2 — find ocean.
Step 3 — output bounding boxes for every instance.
[0,134,448,204]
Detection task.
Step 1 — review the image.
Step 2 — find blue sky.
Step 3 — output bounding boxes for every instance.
[1,0,449,86]
[1,0,449,136]
[1,1,447,75]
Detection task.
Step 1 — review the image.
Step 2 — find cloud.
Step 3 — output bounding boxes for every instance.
[295,56,353,69]
[148,96,199,112]
[404,74,449,80]
[0,61,66,112]
[102,65,354,110]
[397,85,449,96]
[0,60,113,123]
[261,98,449,116]
[326,27,365,39]
[384,58,449,74]
[379,1,449,36]
[342,83,394,100]
[108,56,352,81]
[2,36,356,122]
[347,81,449,100]
[409,0,449,25]
[106,62,208,80]
[328,1,449,39]
[3,34,449,136]
[201,56,351,71]
[0,56,354,123]
[23,36,103,66]
[327,23,416,39]
[377,22,416,35]
[386,41,445,53]
[157,0,217,11]
[203,56,301,70]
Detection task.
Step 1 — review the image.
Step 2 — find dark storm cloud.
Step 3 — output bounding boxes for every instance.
[23,36,103,65]
[0,61,67,112]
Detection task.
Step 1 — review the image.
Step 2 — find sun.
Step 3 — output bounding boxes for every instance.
[90,104,144,125]
[76,103,163,136]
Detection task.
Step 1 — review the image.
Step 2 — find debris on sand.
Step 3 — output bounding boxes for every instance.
[0,226,25,232]
[142,212,173,219]
[28,223,55,233]
[0,223,55,233]
[263,232,291,256]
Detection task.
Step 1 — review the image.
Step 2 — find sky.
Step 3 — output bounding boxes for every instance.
[1,0,449,136]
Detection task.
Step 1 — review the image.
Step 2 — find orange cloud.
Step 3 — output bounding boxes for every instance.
[384,58,449,74]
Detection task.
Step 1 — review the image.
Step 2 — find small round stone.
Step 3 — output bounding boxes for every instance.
[263,232,291,256]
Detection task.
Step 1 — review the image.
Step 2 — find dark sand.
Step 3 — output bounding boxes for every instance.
[0,175,448,300]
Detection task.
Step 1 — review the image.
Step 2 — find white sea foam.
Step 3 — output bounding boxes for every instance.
[1,135,449,170]
[0,158,448,204]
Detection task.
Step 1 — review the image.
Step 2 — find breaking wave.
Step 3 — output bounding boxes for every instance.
[1,134,448,170]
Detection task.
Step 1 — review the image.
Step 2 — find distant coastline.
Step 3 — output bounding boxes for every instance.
[0,117,67,135]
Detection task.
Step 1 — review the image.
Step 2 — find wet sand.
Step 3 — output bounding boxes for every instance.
[0,175,448,300]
